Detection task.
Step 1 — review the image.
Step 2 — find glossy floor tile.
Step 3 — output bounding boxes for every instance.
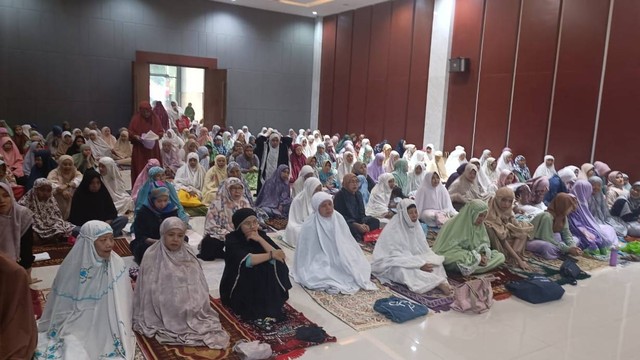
[32,217,640,360]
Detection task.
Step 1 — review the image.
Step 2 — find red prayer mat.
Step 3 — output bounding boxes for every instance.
[32,237,132,267]
[136,297,336,360]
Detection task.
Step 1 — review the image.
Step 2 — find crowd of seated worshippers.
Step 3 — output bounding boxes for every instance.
[5,118,640,359]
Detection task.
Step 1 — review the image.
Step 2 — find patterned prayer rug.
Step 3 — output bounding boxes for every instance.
[383,281,455,313]
[302,283,395,331]
[184,205,209,217]
[32,238,132,267]
[358,241,376,254]
[266,218,289,231]
[137,297,335,360]
[508,256,591,285]
[525,252,608,273]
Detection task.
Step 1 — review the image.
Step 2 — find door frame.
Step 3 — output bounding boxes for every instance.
[133,51,223,127]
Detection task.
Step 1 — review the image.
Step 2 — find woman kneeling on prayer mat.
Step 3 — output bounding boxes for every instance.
[34,221,135,360]
[219,208,292,320]
[371,199,451,295]
[294,192,377,294]
[133,217,230,348]
[433,199,506,275]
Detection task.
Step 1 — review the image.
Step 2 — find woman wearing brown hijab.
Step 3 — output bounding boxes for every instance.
[485,187,533,270]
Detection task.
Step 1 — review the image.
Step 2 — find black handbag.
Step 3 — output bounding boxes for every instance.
[559,258,582,285]
[506,276,565,304]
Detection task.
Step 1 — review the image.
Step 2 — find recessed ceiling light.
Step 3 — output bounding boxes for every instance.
[312,11,318,15]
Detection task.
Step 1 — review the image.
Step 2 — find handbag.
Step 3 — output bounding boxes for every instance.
[233,340,272,360]
[506,276,565,304]
[451,277,494,314]
[559,258,582,285]
[363,228,382,243]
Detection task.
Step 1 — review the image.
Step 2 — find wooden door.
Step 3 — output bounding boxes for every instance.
[204,69,227,129]
[132,61,150,112]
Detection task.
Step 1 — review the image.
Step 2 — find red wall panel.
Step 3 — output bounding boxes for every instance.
[595,0,640,180]
[331,12,354,136]
[546,0,610,168]
[384,0,415,144]
[508,0,561,165]
[347,7,373,136]
[363,2,392,144]
[443,0,485,153]
[319,16,337,135]
[472,0,520,157]
[406,0,434,146]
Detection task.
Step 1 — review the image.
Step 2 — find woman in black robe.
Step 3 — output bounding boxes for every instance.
[131,186,180,264]
[68,168,128,237]
[220,208,292,320]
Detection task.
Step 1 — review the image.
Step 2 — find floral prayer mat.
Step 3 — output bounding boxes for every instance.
[137,297,336,360]
[302,283,395,331]
[382,281,455,313]
[358,241,376,254]
[32,237,132,267]
[447,266,528,301]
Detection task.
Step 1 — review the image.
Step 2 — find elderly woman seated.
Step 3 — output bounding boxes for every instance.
[333,174,380,242]
[294,192,377,294]
[34,221,135,359]
[199,178,253,260]
[255,164,292,218]
[220,209,292,320]
[284,177,323,247]
[18,178,74,243]
[133,217,230,349]
[372,199,451,295]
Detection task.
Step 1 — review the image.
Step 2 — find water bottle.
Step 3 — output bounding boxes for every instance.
[609,246,618,267]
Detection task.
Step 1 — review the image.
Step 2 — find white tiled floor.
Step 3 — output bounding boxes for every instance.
[32,214,640,360]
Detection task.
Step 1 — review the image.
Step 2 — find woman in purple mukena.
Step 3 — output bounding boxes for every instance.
[568,180,617,255]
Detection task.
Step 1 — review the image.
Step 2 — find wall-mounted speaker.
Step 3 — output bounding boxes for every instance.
[449,57,469,73]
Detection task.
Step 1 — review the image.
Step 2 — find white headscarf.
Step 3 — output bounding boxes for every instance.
[174,152,206,194]
[478,157,498,189]
[337,151,355,183]
[533,155,557,178]
[371,199,447,293]
[424,144,435,162]
[87,130,112,159]
[35,221,135,360]
[99,157,134,215]
[365,173,394,218]
[445,146,466,177]
[291,165,315,198]
[406,163,426,195]
[414,172,457,215]
[284,178,322,247]
[409,150,427,172]
[293,192,377,294]
[479,149,492,166]
[496,150,513,172]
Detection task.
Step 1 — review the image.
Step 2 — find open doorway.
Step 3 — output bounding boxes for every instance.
[149,64,204,125]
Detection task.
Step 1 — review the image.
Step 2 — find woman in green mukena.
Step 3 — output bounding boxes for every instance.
[433,199,505,275]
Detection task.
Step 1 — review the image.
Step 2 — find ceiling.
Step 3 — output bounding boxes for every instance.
[211,0,389,18]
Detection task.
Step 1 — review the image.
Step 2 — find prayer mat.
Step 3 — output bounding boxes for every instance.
[358,241,376,254]
[447,266,527,301]
[527,252,608,273]
[184,205,208,217]
[509,256,591,285]
[302,283,395,331]
[382,281,455,313]
[624,236,640,242]
[32,237,132,267]
[265,217,289,231]
[211,298,337,359]
[36,289,146,360]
